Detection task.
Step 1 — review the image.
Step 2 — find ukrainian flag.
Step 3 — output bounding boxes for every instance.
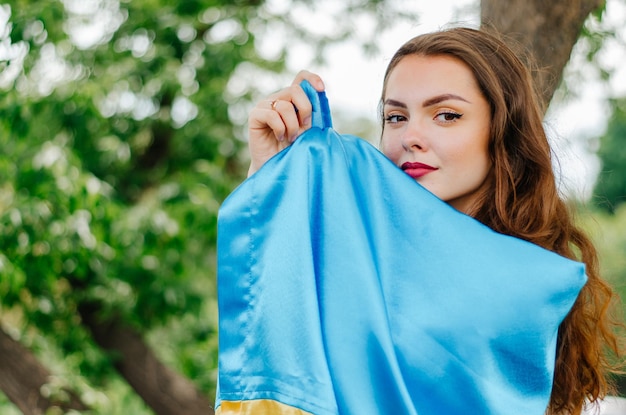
[215,81,586,414]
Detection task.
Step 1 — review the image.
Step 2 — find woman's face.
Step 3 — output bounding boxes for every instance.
[381,54,492,214]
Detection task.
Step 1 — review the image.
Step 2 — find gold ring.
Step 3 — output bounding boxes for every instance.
[270,99,278,110]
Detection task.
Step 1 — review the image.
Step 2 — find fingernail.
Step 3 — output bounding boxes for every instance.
[303,116,311,127]
[277,134,285,142]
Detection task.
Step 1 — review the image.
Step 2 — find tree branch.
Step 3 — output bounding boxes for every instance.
[481,0,605,110]
[79,304,215,415]
[0,327,88,415]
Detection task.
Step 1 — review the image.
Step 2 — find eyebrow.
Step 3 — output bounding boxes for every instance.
[384,94,471,109]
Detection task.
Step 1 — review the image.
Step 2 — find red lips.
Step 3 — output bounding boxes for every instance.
[401,162,438,179]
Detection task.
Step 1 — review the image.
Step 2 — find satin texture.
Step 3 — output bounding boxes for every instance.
[215,81,586,414]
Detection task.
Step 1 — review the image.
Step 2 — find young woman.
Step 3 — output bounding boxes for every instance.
[242,27,622,414]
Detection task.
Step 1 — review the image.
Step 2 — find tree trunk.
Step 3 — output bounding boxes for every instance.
[79,304,214,415]
[0,327,88,415]
[481,0,605,110]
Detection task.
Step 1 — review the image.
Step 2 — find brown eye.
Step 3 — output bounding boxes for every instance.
[435,112,463,123]
[385,114,407,124]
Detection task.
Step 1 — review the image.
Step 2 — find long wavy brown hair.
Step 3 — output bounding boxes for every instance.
[380,27,623,414]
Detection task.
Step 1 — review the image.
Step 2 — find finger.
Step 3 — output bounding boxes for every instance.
[272,99,302,142]
[267,85,313,136]
[292,70,325,91]
[249,107,286,142]
[288,85,314,132]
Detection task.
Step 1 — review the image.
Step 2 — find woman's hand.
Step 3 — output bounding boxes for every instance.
[247,70,326,177]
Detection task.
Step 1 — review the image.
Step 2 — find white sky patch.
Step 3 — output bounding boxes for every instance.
[281,0,478,120]
[61,0,126,50]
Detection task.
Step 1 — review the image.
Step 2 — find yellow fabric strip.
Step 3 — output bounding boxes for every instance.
[216,399,313,415]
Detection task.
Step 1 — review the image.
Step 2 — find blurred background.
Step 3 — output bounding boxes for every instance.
[1,0,625,414]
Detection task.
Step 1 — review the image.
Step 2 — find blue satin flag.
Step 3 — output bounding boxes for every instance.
[215,81,586,414]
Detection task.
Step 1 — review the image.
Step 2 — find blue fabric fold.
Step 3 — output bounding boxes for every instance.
[216,80,586,414]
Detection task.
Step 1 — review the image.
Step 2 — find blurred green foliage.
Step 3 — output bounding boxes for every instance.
[589,96,626,355]
[0,0,416,412]
[593,98,626,213]
[577,204,626,369]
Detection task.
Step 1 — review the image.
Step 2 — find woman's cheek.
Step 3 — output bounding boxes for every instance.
[381,136,401,164]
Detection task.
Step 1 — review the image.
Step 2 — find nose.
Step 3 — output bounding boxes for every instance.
[401,121,428,152]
